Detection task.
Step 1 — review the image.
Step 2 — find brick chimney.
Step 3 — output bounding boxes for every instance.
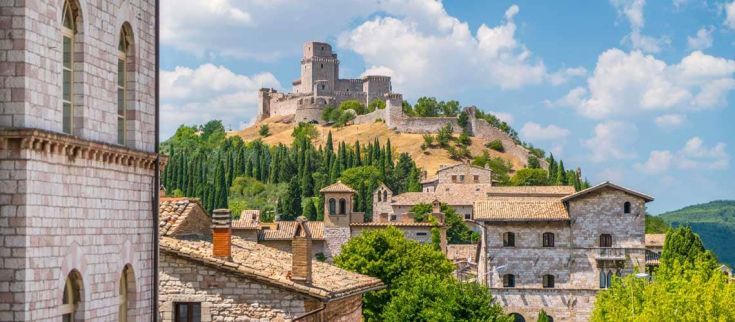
[211,209,232,259]
[290,216,312,284]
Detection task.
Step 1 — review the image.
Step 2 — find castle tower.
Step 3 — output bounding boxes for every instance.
[319,181,357,227]
[300,42,338,94]
[0,1,159,320]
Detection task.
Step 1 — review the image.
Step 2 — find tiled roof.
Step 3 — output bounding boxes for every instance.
[447,244,479,263]
[391,184,495,206]
[232,220,260,230]
[437,163,492,174]
[319,181,356,193]
[420,176,438,184]
[259,221,325,240]
[159,198,208,236]
[350,222,438,227]
[645,234,665,247]
[484,186,576,197]
[561,181,654,202]
[160,236,384,300]
[473,200,570,222]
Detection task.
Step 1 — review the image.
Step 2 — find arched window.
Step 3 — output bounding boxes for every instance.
[624,202,631,214]
[377,190,381,202]
[61,0,79,134]
[599,270,606,288]
[339,198,346,215]
[606,271,613,288]
[119,266,129,322]
[383,190,387,202]
[542,232,555,247]
[600,234,612,248]
[502,274,515,287]
[543,274,555,288]
[328,198,336,215]
[547,315,554,322]
[117,26,133,146]
[503,232,515,247]
[61,270,82,322]
[509,313,525,322]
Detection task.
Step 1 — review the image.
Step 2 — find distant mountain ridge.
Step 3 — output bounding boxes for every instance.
[658,200,735,268]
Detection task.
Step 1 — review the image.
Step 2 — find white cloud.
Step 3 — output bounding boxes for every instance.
[488,111,514,125]
[520,122,570,141]
[635,137,730,174]
[654,113,685,128]
[548,67,588,86]
[161,0,377,60]
[611,0,669,53]
[556,49,735,119]
[597,168,626,183]
[338,3,578,96]
[725,1,735,29]
[583,121,638,162]
[687,26,714,50]
[634,150,673,174]
[160,64,281,139]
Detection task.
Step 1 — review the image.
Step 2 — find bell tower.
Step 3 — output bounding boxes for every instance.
[319,181,356,227]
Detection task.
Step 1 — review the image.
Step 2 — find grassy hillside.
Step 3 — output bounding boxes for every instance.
[232,115,528,175]
[658,200,735,267]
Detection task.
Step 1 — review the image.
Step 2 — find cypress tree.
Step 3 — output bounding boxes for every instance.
[303,198,317,221]
[556,160,567,185]
[354,140,362,166]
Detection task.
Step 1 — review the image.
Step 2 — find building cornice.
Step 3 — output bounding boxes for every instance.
[0,128,165,170]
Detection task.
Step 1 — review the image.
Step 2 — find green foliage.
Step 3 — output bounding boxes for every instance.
[336,109,356,126]
[437,124,453,147]
[368,99,386,111]
[660,226,718,270]
[334,227,455,321]
[277,177,302,220]
[659,200,735,267]
[315,252,327,262]
[201,120,226,147]
[527,155,540,169]
[411,203,478,244]
[303,197,318,221]
[291,122,318,147]
[382,272,510,322]
[339,99,367,115]
[447,145,470,160]
[457,111,469,130]
[486,139,504,152]
[458,132,471,146]
[258,124,270,137]
[409,203,433,223]
[510,168,549,186]
[422,134,434,147]
[409,97,461,117]
[472,151,512,185]
[537,310,550,322]
[228,176,285,222]
[322,106,340,122]
[645,215,669,233]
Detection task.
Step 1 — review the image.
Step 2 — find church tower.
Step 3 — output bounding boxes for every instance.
[299,42,339,94]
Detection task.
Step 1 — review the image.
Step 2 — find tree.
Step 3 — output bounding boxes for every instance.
[258,124,270,137]
[510,168,549,186]
[472,151,512,185]
[411,203,478,243]
[339,99,367,115]
[291,122,318,147]
[660,226,718,270]
[382,272,510,322]
[527,155,540,169]
[457,111,469,130]
[334,227,455,321]
[486,139,504,152]
[368,99,386,111]
[538,310,550,322]
[645,215,669,233]
[303,198,318,221]
[278,178,302,220]
[458,132,471,146]
[422,134,434,147]
[437,124,453,147]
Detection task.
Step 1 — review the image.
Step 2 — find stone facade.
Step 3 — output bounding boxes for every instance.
[480,183,652,322]
[0,1,158,321]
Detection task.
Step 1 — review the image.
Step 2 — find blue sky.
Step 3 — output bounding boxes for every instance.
[160,0,735,214]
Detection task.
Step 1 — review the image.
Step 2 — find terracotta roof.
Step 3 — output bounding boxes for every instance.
[561,181,654,202]
[484,186,576,197]
[391,184,495,206]
[232,220,260,230]
[319,181,356,193]
[645,234,666,247]
[350,222,439,227]
[420,176,438,184]
[160,236,384,300]
[473,200,570,222]
[259,221,325,240]
[159,198,208,236]
[437,163,492,174]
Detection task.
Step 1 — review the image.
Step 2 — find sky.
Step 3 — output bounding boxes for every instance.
[160,0,735,214]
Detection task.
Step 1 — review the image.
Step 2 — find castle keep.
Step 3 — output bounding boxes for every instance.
[258,42,393,123]
[0,1,159,321]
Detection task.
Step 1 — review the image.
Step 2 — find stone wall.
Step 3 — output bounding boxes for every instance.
[160,252,311,321]
[351,226,435,244]
[299,294,363,322]
[436,164,493,185]
[322,227,351,260]
[258,240,327,258]
[0,0,157,152]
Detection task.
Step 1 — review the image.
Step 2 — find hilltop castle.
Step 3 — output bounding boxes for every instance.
[258,41,394,123]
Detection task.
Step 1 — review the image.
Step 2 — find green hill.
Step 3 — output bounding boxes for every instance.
[658,200,735,268]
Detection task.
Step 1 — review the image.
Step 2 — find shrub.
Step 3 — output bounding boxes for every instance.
[368,99,386,111]
[437,124,453,147]
[458,132,471,146]
[486,139,504,152]
[422,134,434,147]
[258,124,270,137]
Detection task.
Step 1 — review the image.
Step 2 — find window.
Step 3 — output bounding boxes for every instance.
[338,198,346,215]
[599,234,612,248]
[389,214,396,221]
[599,269,620,288]
[383,190,387,202]
[473,175,479,182]
[61,1,77,134]
[459,175,465,182]
[451,175,457,182]
[543,274,555,288]
[502,274,515,287]
[624,202,631,214]
[119,267,130,322]
[503,232,515,247]
[416,232,428,236]
[510,313,525,322]
[542,232,555,247]
[377,191,381,202]
[328,198,336,215]
[464,213,471,220]
[61,271,81,322]
[320,63,324,69]
[174,302,201,322]
[117,28,130,145]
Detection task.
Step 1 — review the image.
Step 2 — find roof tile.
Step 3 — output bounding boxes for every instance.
[474,199,569,221]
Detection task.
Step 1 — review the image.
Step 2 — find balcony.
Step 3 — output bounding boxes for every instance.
[596,248,626,261]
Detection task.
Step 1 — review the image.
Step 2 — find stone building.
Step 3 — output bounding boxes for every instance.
[158,201,384,321]
[475,182,653,322]
[258,42,393,123]
[0,1,159,321]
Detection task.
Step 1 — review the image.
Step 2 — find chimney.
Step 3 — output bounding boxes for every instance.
[431,199,445,224]
[291,216,312,284]
[211,209,232,259]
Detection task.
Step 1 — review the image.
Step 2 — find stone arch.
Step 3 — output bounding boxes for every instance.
[59,0,88,136]
[328,198,336,215]
[117,21,138,147]
[119,264,138,321]
[339,198,346,215]
[624,201,632,214]
[60,269,85,321]
[509,313,525,322]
